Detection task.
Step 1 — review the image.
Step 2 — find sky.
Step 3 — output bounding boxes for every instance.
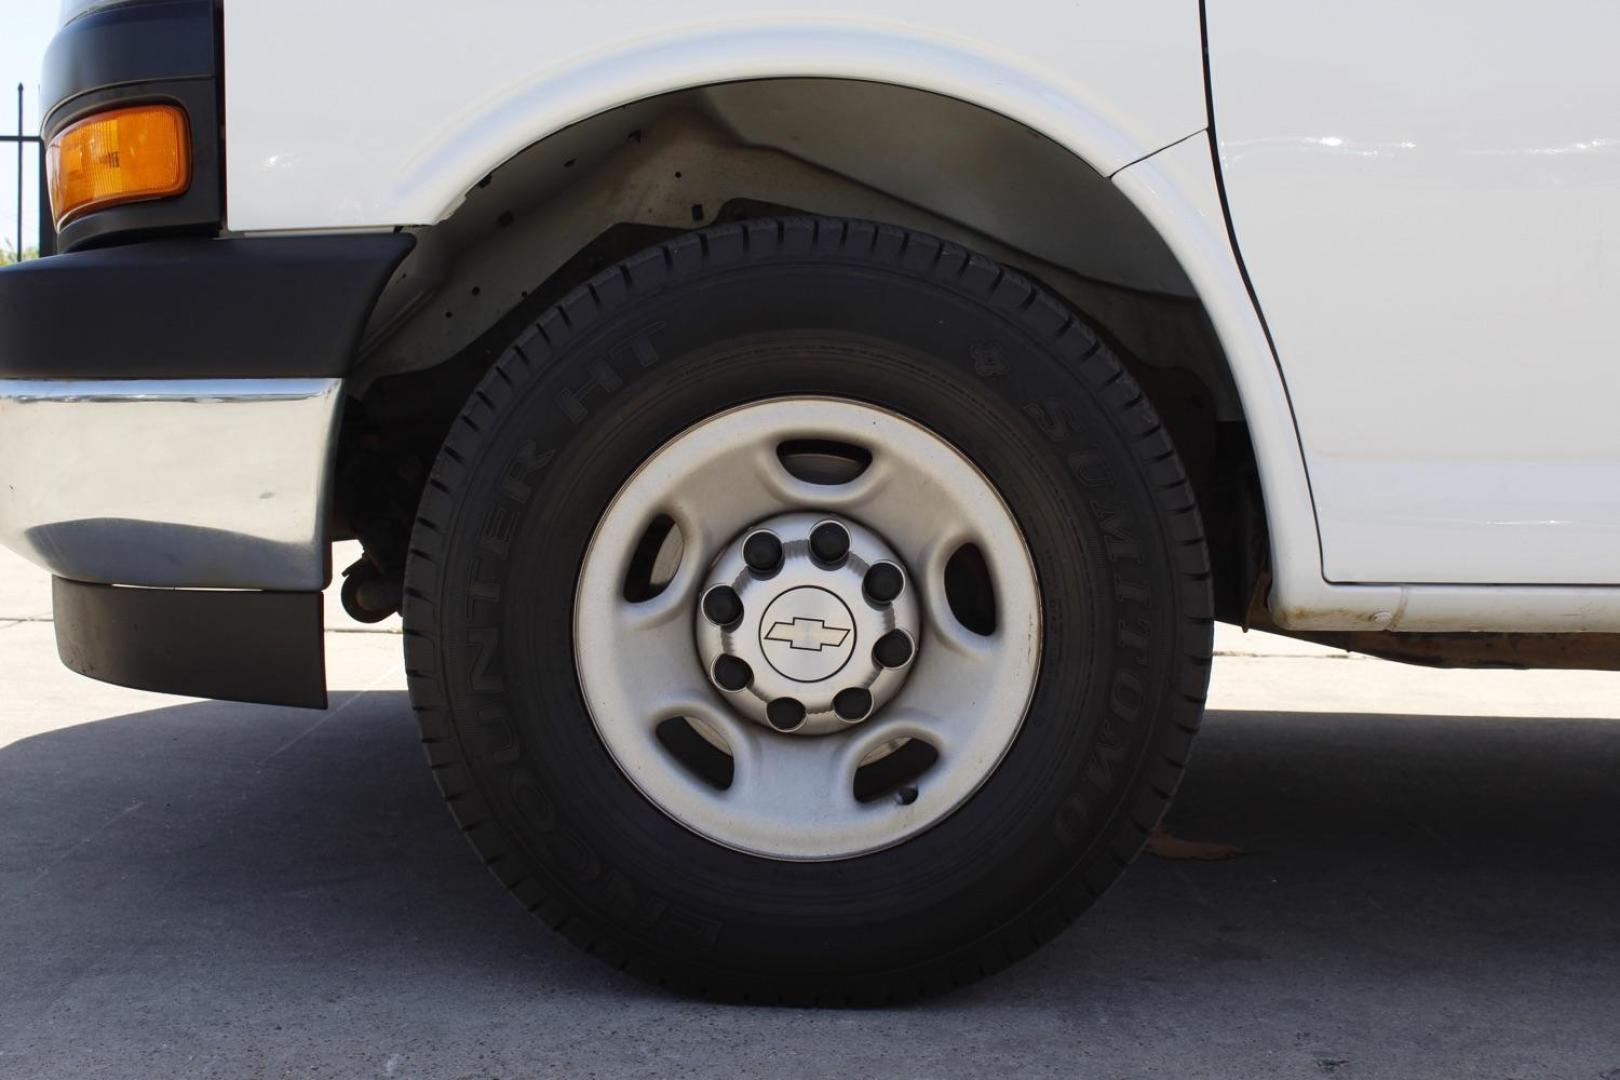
[0,0,62,257]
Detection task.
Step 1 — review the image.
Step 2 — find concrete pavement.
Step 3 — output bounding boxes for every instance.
[3,545,1620,1078]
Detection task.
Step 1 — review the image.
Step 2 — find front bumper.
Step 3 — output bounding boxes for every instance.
[0,235,412,588]
[0,234,414,708]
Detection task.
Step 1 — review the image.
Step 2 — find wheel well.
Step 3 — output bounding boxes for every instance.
[335,79,1265,623]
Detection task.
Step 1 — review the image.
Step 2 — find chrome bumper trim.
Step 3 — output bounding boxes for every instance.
[0,378,343,590]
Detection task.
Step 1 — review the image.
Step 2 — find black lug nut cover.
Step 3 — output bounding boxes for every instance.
[863,562,904,604]
[702,585,743,626]
[712,655,753,692]
[766,697,807,731]
[833,687,873,722]
[873,629,914,669]
[742,531,783,573]
[809,521,850,564]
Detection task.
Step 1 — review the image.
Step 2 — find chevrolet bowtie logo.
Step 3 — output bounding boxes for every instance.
[764,617,852,652]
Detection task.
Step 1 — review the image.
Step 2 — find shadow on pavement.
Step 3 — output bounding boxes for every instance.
[1,694,1618,1076]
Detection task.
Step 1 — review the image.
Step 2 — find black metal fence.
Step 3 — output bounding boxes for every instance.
[1,83,55,262]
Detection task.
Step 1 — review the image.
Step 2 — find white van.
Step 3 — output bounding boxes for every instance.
[4,0,1616,999]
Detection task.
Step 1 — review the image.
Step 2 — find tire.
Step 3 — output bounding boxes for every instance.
[402,217,1212,1003]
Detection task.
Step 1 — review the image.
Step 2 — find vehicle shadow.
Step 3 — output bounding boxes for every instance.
[1,693,1618,1074]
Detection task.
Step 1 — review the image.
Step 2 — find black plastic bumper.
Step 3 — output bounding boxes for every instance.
[0,234,414,379]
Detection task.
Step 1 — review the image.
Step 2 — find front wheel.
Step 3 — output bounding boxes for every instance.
[403,218,1212,1002]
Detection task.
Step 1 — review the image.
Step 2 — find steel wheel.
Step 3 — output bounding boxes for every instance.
[574,397,1039,860]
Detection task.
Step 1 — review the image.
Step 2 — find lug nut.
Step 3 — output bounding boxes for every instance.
[863,562,904,604]
[833,687,873,722]
[809,521,850,565]
[712,655,753,692]
[766,697,807,732]
[701,585,744,627]
[742,530,784,574]
[873,629,914,669]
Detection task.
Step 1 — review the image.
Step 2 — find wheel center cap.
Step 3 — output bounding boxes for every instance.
[695,511,921,734]
[758,586,856,682]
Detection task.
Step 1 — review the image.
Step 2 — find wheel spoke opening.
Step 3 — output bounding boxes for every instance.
[775,438,872,486]
[853,736,940,804]
[654,716,735,791]
[944,541,997,636]
[621,513,685,602]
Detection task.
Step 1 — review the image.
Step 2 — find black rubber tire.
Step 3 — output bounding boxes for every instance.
[402,217,1213,1003]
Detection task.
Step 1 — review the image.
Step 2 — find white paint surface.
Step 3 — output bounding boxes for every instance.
[221,1,1206,229]
[1208,1,1620,586]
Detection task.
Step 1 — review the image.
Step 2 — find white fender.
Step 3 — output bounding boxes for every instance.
[223,2,1205,229]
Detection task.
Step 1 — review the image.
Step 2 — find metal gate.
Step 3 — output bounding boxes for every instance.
[1,83,55,263]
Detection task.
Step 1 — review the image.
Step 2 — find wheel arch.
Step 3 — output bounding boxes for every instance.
[384,23,1188,228]
[344,72,1318,627]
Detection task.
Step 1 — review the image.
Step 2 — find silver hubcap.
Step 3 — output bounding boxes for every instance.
[574,397,1040,861]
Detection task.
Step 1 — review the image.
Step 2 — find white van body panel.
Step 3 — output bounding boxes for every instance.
[1206,1,1620,588]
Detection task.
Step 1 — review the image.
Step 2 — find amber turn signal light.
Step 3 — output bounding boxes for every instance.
[46,104,191,228]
